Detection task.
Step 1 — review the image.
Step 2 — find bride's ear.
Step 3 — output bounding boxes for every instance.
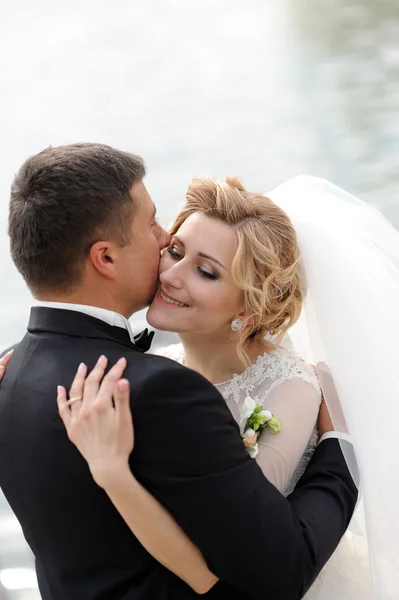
[88,241,117,280]
[239,310,256,329]
[238,307,250,323]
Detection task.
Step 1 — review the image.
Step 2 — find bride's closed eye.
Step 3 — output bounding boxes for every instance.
[166,246,220,281]
[167,246,183,259]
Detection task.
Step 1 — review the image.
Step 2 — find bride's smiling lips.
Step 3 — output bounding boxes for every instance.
[155,288,189,308]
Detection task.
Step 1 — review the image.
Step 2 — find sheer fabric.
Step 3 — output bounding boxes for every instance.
[269,175,399,599]
[156,344,321,495]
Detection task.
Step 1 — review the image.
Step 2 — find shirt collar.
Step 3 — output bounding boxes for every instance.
[34,301,136,343]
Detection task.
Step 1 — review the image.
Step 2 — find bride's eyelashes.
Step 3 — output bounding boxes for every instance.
[166,245,183,259]
[166,246,220,281]
[198,269,219,281]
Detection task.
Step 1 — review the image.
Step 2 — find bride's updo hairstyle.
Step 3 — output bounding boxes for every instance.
[170,177,304,364]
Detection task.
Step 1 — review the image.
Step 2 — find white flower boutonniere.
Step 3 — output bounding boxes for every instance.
[239,396,281,458]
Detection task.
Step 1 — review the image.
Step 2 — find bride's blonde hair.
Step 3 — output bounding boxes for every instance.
[170,177,305,366]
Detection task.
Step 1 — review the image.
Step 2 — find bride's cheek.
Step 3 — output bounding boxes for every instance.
[159,252,171,270]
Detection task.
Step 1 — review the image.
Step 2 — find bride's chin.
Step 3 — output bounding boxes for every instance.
[146,307,174,332]
[145,307,157,328]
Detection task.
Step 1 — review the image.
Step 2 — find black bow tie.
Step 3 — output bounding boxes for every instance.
[133,328,155,352]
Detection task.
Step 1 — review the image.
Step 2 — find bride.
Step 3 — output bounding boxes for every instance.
[3,175,397,598]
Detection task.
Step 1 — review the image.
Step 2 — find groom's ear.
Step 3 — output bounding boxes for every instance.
[89,241,117,280]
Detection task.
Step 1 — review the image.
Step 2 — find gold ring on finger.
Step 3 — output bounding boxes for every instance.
[67,397,82,407]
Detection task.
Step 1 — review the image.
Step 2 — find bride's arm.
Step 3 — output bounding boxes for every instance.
[100,464,218,594]
[255,378,321,493]
[58,357,218,595]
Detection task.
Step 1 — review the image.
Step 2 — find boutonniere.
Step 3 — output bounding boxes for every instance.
[239,396,281,458]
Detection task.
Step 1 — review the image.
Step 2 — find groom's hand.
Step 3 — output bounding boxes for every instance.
[317,398,335,436]
[315,361,349,437]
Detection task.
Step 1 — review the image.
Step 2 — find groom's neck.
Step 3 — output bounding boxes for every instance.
[34,290,133,320]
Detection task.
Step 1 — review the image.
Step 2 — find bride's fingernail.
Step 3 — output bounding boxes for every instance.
[118,379,129,391]
[78,362,86,373]
[118,357,126,364]
[57,385,62,394]
[98,355,107,366]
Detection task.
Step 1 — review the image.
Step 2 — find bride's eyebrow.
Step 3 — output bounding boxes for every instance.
[198,252,227,271]
[173,235,227,271]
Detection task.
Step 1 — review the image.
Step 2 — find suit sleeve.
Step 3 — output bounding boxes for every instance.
[130,358,358,599]
[287,437,359,582]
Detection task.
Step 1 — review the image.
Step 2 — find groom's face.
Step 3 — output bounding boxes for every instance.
[117,182,169,313]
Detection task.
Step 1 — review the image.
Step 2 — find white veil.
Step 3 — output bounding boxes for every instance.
[268,176,399,600]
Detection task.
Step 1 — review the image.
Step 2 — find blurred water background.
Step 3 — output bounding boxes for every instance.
[0,0,398,597]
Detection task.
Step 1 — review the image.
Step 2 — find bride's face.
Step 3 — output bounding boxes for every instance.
[146,211,244,334]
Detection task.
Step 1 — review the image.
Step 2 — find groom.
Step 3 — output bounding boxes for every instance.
[0,144,357,600]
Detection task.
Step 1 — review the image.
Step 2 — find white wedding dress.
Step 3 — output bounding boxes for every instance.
[156,342,374,599]
[157,344,321,496]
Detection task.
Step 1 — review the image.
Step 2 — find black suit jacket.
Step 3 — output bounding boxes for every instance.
[0,308,358,600]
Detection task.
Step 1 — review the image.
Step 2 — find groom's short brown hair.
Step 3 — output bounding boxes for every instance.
[8,143,146,294]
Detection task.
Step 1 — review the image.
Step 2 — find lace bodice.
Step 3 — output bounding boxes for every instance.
[156,344,322,495]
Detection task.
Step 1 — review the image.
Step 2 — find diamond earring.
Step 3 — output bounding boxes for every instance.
[231,317,242,332]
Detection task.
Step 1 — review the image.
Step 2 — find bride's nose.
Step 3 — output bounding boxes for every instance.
[159,261,184,289]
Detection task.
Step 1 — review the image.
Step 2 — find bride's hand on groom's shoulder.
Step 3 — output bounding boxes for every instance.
[57,356,135,489]
[0,349,13,381]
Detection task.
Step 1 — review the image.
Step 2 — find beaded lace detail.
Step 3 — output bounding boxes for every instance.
[156,343,322,493]
[157,344,321,400]
[215,347,321,404]
[212,347,322,494]
[286,427,319,495]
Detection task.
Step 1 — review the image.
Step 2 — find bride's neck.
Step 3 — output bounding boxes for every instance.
[178,332,269,384]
